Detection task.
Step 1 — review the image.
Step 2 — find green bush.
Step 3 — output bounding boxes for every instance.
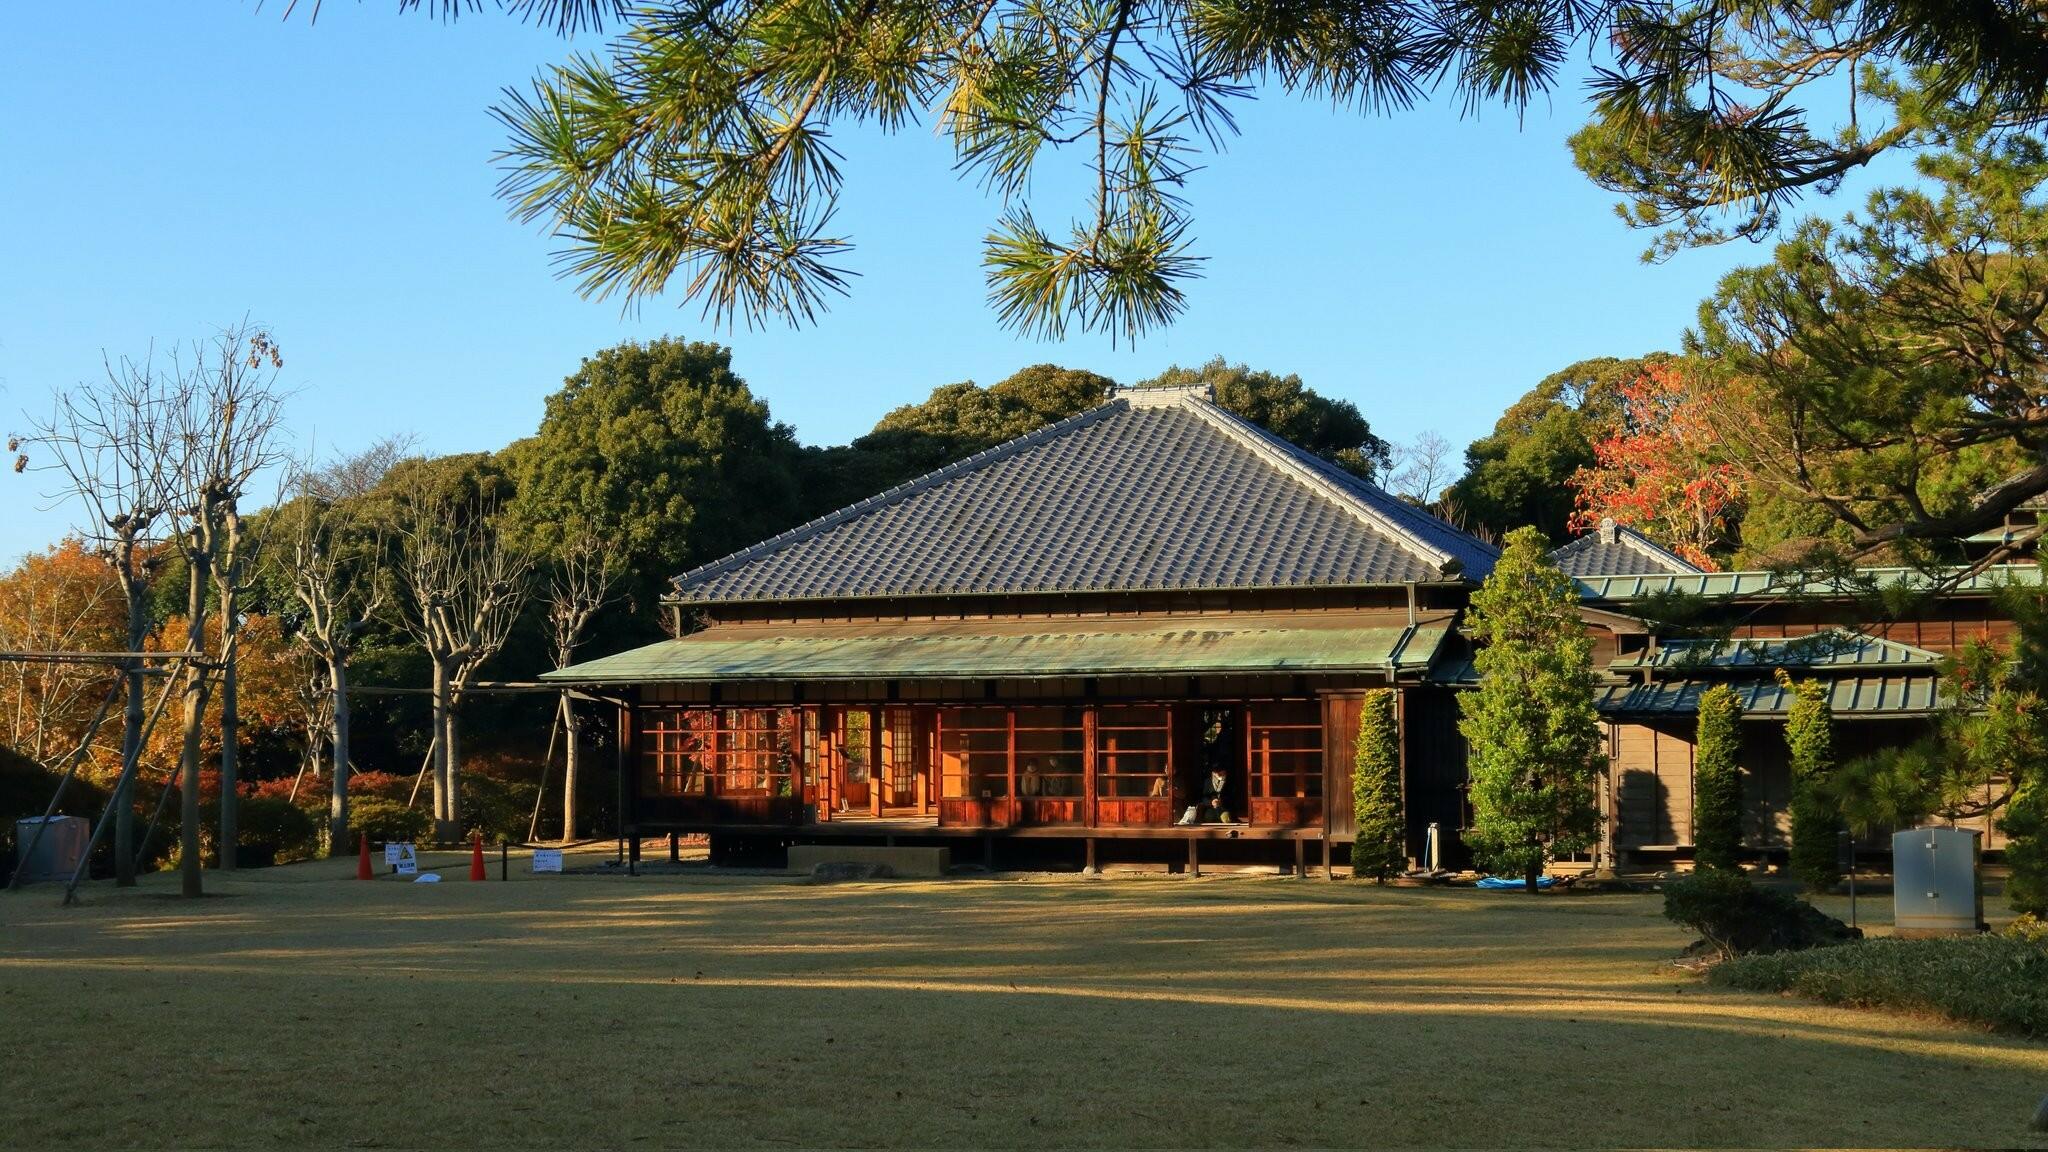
[1350,689,1405,882]
[347,797,431,844]
[459,772,539,845]
[236,796,321,864]
[1711,932,2048,1037]
[1663,869,1858,960]
[2002,775,2048,918]
[1692,684,1744,871]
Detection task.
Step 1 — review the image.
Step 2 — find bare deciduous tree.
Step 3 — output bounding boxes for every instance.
[546,532,620,843]
[21,354,188,885]
[287,653,336,807]
[1390,431,1456,510]
[395,481,534,841]
[285,449,392,852]
[166,325,288,895]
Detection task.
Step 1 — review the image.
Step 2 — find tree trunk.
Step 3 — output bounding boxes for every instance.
[114,586,147,886]
[329,656,351,855]
[428,659,449,837]
[560,692,580,843]
[442,690,463,842]
[178,578,208,899]
[115,658,143,886]
[218,651,239,871]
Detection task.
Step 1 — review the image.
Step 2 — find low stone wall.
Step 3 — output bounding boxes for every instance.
[787,844,951,878]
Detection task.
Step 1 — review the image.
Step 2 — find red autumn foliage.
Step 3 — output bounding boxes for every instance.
[1568,362,1739,570]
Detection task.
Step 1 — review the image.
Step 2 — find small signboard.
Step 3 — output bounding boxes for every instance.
[395,843,418,876]
[531,848,563,874]
[384,843,402,867]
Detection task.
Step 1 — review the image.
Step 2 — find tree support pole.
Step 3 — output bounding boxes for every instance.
[527,707,562,844]
[60,664,185,905]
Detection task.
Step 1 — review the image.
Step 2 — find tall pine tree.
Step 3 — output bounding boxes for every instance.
[1692,684,1744,872]
[1351,689,1405,883]
[1457,527,1603,891]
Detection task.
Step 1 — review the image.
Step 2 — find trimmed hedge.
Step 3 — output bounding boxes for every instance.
[1663,868,1858,959]
[347,797,431,844]
[1712,930,2048,1037]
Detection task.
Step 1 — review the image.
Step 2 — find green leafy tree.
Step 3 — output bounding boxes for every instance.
[504,339,804,617]
[1692,683,1744,871]
[1350,688,1404,883]
[1456,527,1603,890]
[1781,672,1840,892]
[800,359,1383,515]
[1448,356,1658,539]
[1138,358,1389,479]
[466,0,2048,338]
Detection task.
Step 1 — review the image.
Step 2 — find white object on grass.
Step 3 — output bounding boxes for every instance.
[531,848,563,874]
[413,873,441,884]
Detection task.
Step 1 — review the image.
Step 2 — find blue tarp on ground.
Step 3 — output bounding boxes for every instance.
[1476,875,1555,890]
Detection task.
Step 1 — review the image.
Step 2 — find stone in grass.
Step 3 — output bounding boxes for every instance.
[2031,1094,2048,1133]
[808,861,896,883]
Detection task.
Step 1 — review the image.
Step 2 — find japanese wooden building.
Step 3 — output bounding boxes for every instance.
[546,383,1497,871]
[547,391,2022,874]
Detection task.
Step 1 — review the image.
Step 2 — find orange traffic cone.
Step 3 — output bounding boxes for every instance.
[469,831,487,881]
[357,833,372,881]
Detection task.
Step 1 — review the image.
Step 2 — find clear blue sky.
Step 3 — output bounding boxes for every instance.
[0,4,1903,565]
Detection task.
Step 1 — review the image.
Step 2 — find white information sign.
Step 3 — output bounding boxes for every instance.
[384,843,401,867]
[531,848,563,874]
[395,843,418,876]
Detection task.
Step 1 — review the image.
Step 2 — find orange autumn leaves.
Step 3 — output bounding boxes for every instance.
[1567,362,1739,570]
[1,539,308,789]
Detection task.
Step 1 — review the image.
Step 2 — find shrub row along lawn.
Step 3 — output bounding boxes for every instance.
[1712,932,2048,1037]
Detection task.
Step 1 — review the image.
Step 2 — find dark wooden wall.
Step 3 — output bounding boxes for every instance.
[1401,688,1471,870]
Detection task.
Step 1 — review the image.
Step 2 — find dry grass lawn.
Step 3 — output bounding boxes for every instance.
[2,851,2044,1150]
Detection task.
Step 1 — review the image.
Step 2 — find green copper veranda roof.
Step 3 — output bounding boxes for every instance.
[1608,630,1944,672]
[545,614,1452,684]
[1574,564,2044,602]
[1595,675,1945,717]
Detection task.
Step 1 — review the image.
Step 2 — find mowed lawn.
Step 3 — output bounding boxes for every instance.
[3,854,2044,1150]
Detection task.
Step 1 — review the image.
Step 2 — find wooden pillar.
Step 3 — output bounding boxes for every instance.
[930,708,944,821]
[1322,837,1333,881]
[1005,707,1018,827]
[1187,835,1199,878]
[1294,836,1306,878]
[1082,705,1099,829]
[615,702,630,865]
[1244,708,1256,818]
[869,705,885,818]
[669,832,680,863]
[1085,836,1098,875]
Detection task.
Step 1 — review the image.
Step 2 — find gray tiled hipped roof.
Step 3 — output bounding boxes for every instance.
[1551,518,1703,577]
[673,385,1498,603]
